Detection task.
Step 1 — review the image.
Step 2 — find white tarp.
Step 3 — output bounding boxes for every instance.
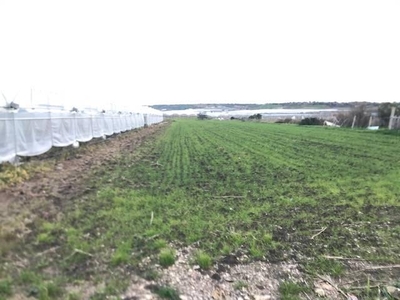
[0,107,163,163]
[51,112,76,147]
[15,111,53,156]
[0,112,17,162]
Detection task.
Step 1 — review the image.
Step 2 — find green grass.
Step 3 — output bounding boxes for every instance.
[159,248,176,267]
[279,281,309,300]
[54,120,400,271]
[68,293,80,300]
[19,270,41,284]
[75,120,398,260]
[36,232,54,244]
[0,279,12,298]
[233,280,248,290]
[111,242,131,266]
[305,257,345,276]
[154,286,180,300]
[45,281,63,298]
[142,269,160,281]
[4,119,400,297]
[194,251,212,270]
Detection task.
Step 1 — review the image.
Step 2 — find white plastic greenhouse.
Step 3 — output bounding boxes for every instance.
[0,105,163,163]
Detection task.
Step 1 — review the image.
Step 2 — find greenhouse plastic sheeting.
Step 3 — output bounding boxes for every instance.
[51,112,76,147]
[0,109,163,163]
[15,111,53,157]
[0,112,16,162]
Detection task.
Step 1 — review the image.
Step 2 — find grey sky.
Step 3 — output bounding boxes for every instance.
[0,0,399,109]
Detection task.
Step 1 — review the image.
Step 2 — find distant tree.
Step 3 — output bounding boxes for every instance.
[249,113,262,120]
[350,104,370,127]
[336,112,352,127]
[275,118,293,124]
[378,103,400,127]
[336,105,370,128]
[299,118,324,126]
[197,113,209,120]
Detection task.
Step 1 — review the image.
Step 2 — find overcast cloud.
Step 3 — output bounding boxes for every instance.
[0,0,399,109]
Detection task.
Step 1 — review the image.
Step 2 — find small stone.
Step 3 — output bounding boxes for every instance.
[256,284,265,290]
[193,265,201,270]
[321,282,334,291]
[212,288,225,300]
[223,274,234,282]
[211,273,221,281]
[254,295,271,300]
[386,286,400,299]
[315,287,326,297]
[221,254,239,265]
[217,264,228,273]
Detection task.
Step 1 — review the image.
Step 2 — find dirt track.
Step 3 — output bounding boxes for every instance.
[0,123,168,251]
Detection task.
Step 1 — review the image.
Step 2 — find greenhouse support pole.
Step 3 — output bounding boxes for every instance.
[388,106,396,130]
[11,110,18,163]
[48,104,54,146]
[351,115,356,129]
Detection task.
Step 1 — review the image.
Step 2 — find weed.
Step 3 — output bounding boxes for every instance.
[27,281,64,300]
[159,249,175,267]
[279,281,307,300]
[0,279,12,297]
[111,243,131,266]
[90,292,107,300]
[41,222,58,232]
[37,233,54,244]
[261,232,280,249]
[46,281,63,298]
[103,278,129,296]
[153,239,168,250]
[0,231,17,257]
[305,257,344,276]
[0,164,29,189]
[249,243,264,259]
[19,270,40,284]
[154,286,180,300]
[104,284,117,295]
[65,227,84,250]
[194,251,212,270]
[221,244,232,255]
[0,162,52,190]
[233,280,248,290]
[143,269,160,281]
[68,293,80,300]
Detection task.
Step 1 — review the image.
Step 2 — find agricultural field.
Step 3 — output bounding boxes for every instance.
[1,119,400,299]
